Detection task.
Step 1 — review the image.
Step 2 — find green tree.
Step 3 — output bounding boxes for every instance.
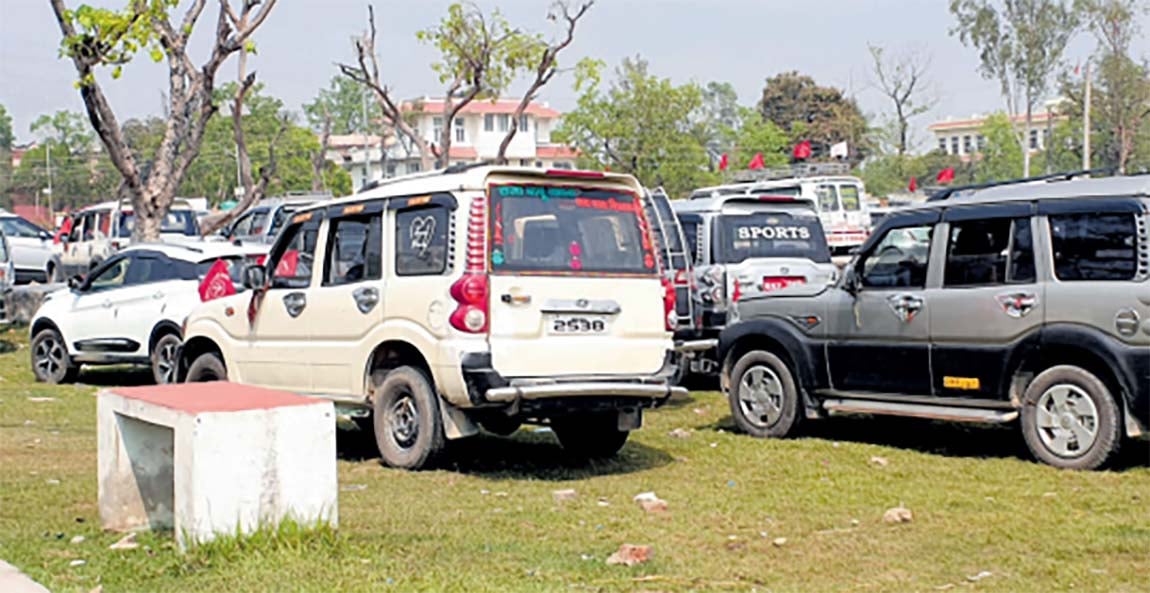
[49,0,279,240]
[0,103,13,151]
[692,81,744,159]
[758,71,869,164]
[0,103,12,199]
[304,75,370,137]
[730,108,789,170]
[556,57,718,197]
[975,112,1025,181]
[949,0,1081,177]
[30,111,94,154]
[12,109,117,209]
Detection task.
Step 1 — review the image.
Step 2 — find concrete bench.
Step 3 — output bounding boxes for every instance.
[97,383,337,550]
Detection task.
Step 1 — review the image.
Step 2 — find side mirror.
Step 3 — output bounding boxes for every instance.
[242,264,267,290]
[842,267,861,296]
[67,275,85,290]
[39,231,52,241]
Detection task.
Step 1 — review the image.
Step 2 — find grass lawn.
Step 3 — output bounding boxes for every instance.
[1,325,1147,592]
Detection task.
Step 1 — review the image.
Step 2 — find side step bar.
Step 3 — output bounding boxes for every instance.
[822,399,1019,424]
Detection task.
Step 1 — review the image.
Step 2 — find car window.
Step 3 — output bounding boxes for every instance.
[325,214,382,285]
[249,211,270,236]
[0,217,46,238]
[396,205,449,276]
[87,257,130,290]
[123,255,169,285]
[119,210,199,237]
[71,213,92,242]
[270,208,292,235]
[0,233,8,260]
[267,218,320,289]
[860,224,933,289]
[230,212,255,237]
[716,213,831,264]
[1049,213,1137,281]
[680,217,701,265]
[816,185,840,212]
[839,185,861,211]
[944,217,1035,287]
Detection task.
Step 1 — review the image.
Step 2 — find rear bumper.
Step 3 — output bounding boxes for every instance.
[486,382,685,403]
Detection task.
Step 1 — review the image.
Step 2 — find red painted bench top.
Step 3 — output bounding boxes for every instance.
[105,382,325,414]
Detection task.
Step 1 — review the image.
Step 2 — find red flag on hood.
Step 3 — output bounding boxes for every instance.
[792,140,812,160]
[747,152,766,170]
[198,259,236,302]
[718,153,729,171]
[908,176,918,192]
[936,167,956,184]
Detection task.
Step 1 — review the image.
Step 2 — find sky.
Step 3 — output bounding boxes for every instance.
[2,0,1147,151]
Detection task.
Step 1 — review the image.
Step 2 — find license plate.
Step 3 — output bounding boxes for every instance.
[763,277,806,292]
[547,315,609,335]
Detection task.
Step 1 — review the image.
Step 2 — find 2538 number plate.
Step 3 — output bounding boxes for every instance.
[548,316,608,335]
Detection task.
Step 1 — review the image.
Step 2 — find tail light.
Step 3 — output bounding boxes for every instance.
[450,197,489,334]
[111,240,123,250]
[661,277,677,330]
[732,281,742,302]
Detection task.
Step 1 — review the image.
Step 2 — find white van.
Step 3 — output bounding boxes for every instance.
[179,166,685,469]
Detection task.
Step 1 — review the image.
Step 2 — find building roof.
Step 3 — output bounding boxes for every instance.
[928,111,1064,132]
[327,134,386,149]
[401,98,561,119]
[535,145,578,159]
[447,146,478,159]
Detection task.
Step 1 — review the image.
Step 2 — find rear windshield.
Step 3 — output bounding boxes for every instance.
[840,184,861,211]
[716,213,831,264]
[120,210,199,236]
[490,184,657,275]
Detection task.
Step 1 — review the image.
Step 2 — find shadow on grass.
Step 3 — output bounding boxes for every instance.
[75,365,154,387]
[0,339,18,354]
[336,423,673,480]
[699,413,1150,471]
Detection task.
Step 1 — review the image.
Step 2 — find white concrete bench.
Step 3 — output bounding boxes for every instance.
[97,383,337,550]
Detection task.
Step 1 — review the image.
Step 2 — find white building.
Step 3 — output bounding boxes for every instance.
[327,98,578,190]
[928,100,1069,161]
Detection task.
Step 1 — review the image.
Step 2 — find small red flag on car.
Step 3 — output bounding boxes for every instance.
[53,216,73,245]
[198,259,236,302]
[908,176,918,192]
[936,167,956,184]
[792,140,812,160]
[276,250,299,278]
[718,153,729,171]
[748,153,766,170]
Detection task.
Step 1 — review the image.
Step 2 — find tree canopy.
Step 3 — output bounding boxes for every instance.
[758,71,869,163]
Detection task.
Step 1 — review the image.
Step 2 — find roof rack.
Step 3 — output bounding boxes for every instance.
[926,168,1116,202]
[726,162,850,183]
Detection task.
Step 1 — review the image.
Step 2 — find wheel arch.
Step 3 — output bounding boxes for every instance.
[1015,325,1134,414]
[718,318,816,395]
[30,317,63,341]
[178,336,224,381]
[148,321,182,353]
[363,340,434,400]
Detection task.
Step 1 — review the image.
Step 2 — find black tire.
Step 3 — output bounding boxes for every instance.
[30,328,78,384]
[727,350,802,438]
[371,366,445,470]
[477,414,522,436]
[150,333,182,384]
[46,263,60,284]
[185,351,226,382]
[1020,365,1121,471]
[552,413,630,459]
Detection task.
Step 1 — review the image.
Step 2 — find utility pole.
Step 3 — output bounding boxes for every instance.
[1045,104,1054,174]
[361,88,370,185]
[1083,61,1092,171]
[45,144,53,220]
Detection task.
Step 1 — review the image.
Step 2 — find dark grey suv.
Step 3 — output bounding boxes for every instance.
[718,175,1150,470]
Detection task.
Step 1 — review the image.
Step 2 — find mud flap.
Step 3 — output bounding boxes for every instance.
[618,408,643,431]
[440,401,479,440]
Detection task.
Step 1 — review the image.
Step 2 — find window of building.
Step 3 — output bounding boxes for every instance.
[432,117,443,142]
[861,225,933,289]
[1029,129,1039,150]
[386,163,397,177]
[938,137,947,153]
[944,217,1034,287]
[551,161,573,170]
[454,117,466,143]
[951,136,960,155]
[519,114,529,131]
[497,114,510,132]
[408,162,422,174]
[962,135,973,154]
[977,135,987,151]
[519,158,531,166]
[483,114,495,132]
[323,213,382,286]
[396,206,449,275]
[1049,213,1138,281]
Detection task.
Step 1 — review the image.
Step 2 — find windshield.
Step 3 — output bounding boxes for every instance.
[0,216,47,238]
[119,210,199,237]
[840,184,862,211]
[490,184,656,275]
[716,213,831,264]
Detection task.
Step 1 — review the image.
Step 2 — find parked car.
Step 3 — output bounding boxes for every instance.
[219,194,329,245]
[670,188,838,377]
[29,242,269,385]
[179,166,686,469]
[718,174,1150,470]
[0,212,54,283]
[698,164,872,254]
[0,227,13,326]
[50,199,202,282]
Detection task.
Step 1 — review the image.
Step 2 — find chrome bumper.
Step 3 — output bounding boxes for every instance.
[674,338,717,353]
[485,381,686,403]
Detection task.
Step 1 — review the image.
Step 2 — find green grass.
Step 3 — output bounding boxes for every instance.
[1,325,1148,592]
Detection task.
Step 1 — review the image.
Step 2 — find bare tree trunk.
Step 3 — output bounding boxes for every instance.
[1022,106,1032,178]
[311,109,332,192]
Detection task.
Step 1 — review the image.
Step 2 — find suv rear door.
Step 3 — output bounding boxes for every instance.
[486,173,668,378]
[713,204,836,302]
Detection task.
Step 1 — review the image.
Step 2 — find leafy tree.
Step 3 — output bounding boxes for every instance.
[730,108,789,170]
[869,45,934,156]
[975,112,1025,181]
[0,103,13,151]
[49,0,279,241]
[758,72,869,164]
[692,81,744,159]
[30,111,94,154]
[304,75,370,137]
[949,0,1081,177]
[860,151,968,198]
[12,109,117,209]
[557,57,718,197]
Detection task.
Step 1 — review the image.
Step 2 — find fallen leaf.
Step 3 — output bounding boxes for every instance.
[869,456,889,467]
[966,571,993,582]
[109,532,139,550]
[772,537,787,547]
[882,506,913,524]
[606,543,654,566]
[552,488,577,503]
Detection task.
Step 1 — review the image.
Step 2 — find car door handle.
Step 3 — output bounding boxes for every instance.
[886,293,923,323]
[352,286,379,314]
[996,291,1037,318]
[500,293,532,306]
[282,292,306,318]
[153,291,164,300]
[101,299,113,308]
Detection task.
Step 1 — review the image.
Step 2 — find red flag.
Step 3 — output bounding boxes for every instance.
[792,140,812,160]
[53,216,73,245]
[718,153,729,171]
[908,177,918,192]
[276,250,300,278]
[748,152,766,170]
[936,167,956,184]
[198,259,236,302]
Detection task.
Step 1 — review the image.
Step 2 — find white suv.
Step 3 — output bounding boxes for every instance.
[179,166,685,468]
[30,242,268,384]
